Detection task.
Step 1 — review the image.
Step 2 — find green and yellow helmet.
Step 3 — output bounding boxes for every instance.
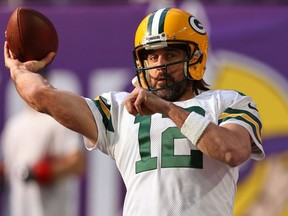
[133,7,208,90]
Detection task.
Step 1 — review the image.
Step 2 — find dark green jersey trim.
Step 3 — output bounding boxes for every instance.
[158,8,169,34]
[219,108,262,144]
[220,115,262,144]
[147,12,155,35]
[92,96,114,132]
[147,8,170,36]
[220,108,262,129]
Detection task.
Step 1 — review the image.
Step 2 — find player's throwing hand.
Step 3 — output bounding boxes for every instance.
[4,41,55,74]
[125,87,170,116]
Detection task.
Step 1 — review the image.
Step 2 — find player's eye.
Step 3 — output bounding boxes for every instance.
[166,52,176,59]
[147,54,158,63]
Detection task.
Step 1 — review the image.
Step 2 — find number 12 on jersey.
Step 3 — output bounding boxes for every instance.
[135,106,205,174]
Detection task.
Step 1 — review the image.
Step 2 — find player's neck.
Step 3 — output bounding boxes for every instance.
[176,84,195,101]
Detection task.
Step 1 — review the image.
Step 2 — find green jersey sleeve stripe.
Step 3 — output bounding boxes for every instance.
[220,107,262,130]
[92,96,114,132]
[218,114,262,144]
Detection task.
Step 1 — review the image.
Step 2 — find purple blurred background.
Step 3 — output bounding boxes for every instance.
[0,1,287,216]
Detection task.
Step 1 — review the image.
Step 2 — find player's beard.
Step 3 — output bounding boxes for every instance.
[152,78,189,101]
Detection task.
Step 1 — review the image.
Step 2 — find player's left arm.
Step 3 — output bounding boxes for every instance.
[197,122,251,167]
[164,102,252,167]
[125,88,257,167]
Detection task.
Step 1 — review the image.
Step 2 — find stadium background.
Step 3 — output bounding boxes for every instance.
[0,0,287,215]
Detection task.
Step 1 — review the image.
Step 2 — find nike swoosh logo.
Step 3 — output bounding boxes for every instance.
[248,102,258,111]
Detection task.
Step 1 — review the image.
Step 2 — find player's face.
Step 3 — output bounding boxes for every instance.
[146,47,191,101]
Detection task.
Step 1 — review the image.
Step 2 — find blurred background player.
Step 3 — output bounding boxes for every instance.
[0,70,86,216]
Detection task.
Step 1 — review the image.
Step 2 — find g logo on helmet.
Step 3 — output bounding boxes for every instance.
[189,16,206,35]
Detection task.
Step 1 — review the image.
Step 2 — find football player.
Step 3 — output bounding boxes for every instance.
[4,7,264,216]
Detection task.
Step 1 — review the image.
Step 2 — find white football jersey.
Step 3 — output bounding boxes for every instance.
[84,89,264,216]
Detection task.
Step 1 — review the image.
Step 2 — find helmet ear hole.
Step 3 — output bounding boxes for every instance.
[189,53,205,80]
[198,54,203,63]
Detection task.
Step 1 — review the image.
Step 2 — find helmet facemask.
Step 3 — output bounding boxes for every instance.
[133,41,203,92]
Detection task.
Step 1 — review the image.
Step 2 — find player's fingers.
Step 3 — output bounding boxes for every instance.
[4,41,15,68]
[9,50,16,59]
[4,41,17,60]
[125,89,139,116]
[41,52,56,67]
[125,99,138,116]
[128,105,138,116]
[134,89,147,115]
[4,41,10,58]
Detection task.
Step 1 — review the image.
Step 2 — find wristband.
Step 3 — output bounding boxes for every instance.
[181,112,210,147]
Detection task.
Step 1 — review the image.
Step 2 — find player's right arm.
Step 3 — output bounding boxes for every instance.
[3,41,98,144]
